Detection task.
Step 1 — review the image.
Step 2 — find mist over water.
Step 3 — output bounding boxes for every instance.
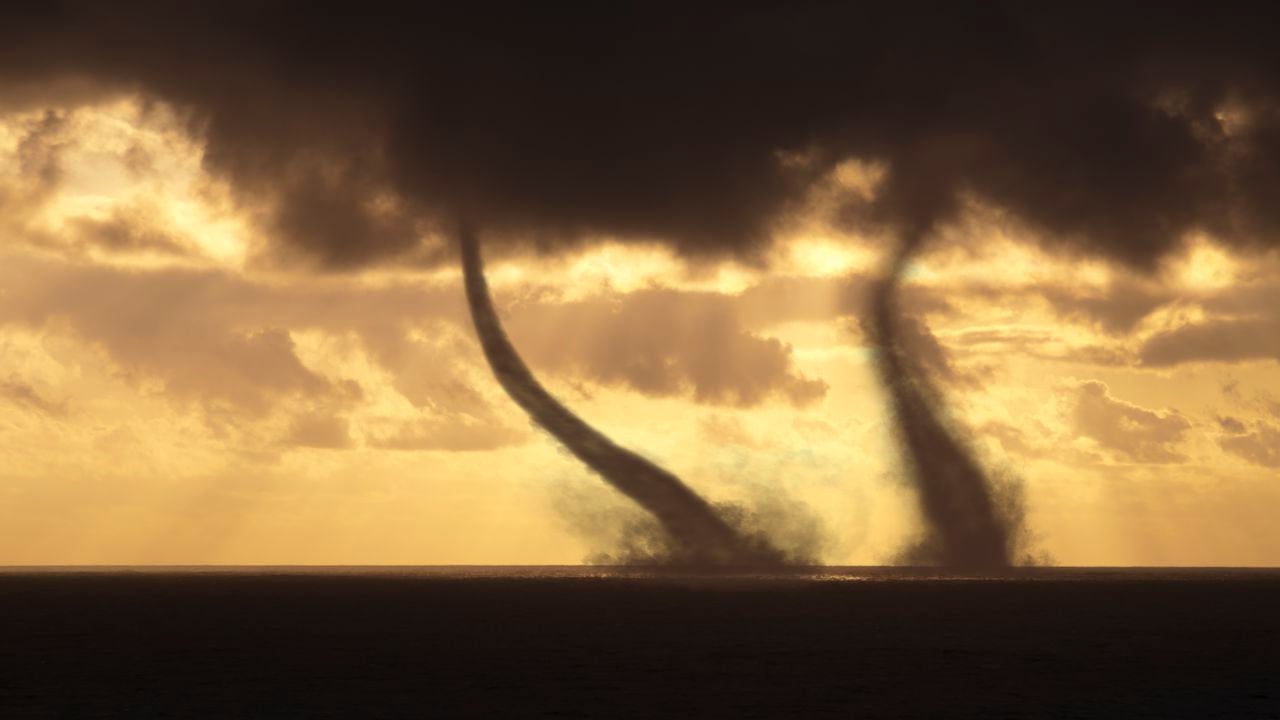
[553,477,830,567]
[460,226,784,567]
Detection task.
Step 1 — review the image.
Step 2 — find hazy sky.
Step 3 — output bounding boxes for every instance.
[2,5,1278,565]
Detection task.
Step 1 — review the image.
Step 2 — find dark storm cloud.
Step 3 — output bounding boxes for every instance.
[3,3,1278,267]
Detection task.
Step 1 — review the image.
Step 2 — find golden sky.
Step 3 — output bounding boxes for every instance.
[2,96,1278,566]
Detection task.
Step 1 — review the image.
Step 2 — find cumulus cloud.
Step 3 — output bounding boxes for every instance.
[0,258,338,414]
[0,242,834,438]
[508,288,827,407]
[1220,425,1280,468]
[0,105,205,263]
[1073,381,1192,463]
[1216,415,1280,468]
[0,254,463,415]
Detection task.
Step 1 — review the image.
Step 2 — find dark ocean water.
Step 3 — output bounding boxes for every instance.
[2,566,1277,718]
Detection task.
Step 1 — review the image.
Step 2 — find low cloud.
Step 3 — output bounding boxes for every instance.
[1217,415,1248,434]
[68,212,192,257]
[1219,420,1280,468]
[0,254,468,415]
[1140,318,1280,366]
[265,165,433,270]
[1073,381,1191,463]
[509,288,827,407]
[1040,278,1172,333]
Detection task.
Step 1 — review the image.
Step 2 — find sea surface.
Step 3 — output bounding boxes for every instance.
[2,566,1277,718]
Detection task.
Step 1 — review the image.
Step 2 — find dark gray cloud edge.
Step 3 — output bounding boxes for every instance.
[4,3,1278,268]
[462,225,784,566]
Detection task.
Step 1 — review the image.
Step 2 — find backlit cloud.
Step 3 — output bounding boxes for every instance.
[1,16,1279,565]
[1073,381,1192,463]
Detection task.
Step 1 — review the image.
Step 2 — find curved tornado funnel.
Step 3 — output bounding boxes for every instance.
[460,226,782,566]
[870,233,1012,568]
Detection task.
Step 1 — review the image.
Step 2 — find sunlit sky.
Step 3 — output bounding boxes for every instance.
[2,96,1278,566]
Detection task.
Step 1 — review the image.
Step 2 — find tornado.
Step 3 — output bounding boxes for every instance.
[460,226,783,566]
[871,232,1012,569]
